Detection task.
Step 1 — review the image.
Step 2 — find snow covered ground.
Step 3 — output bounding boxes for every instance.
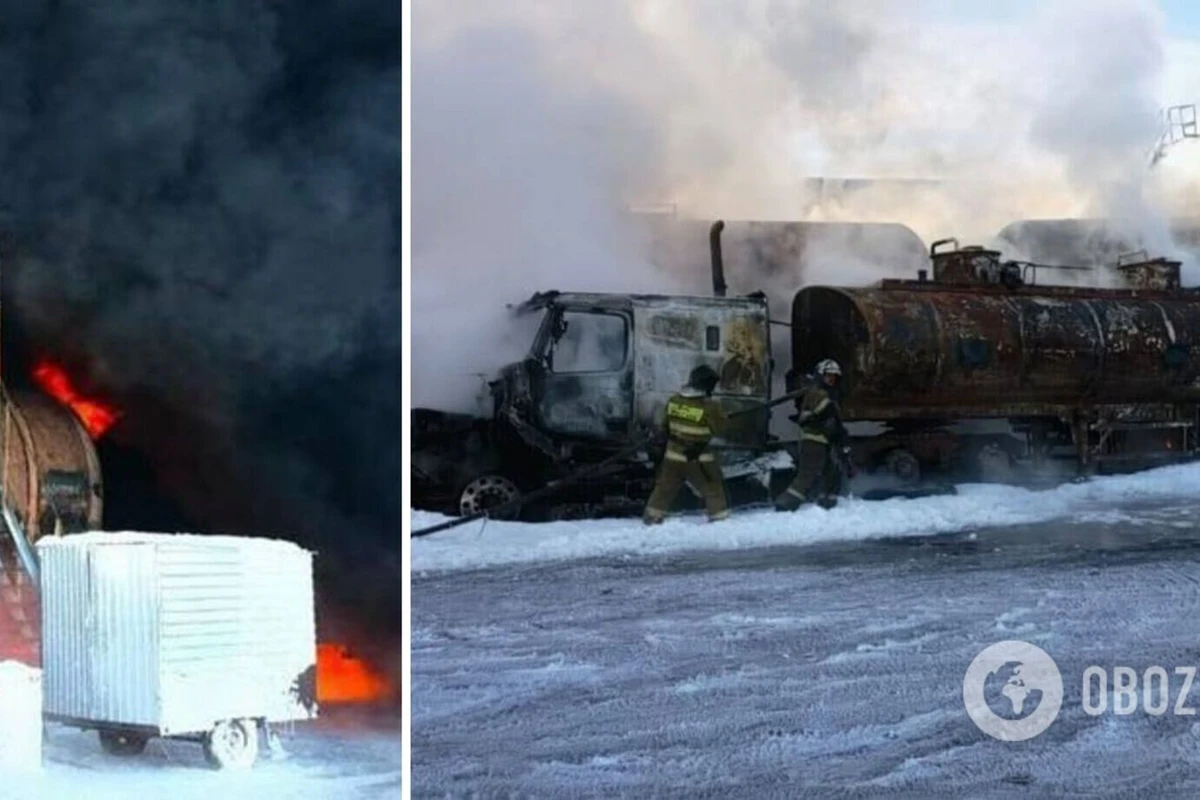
[0,705,401,800]
[411,463,1200,796]
[412,461,1200,573]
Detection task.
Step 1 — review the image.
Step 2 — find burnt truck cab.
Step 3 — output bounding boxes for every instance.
[499,290,772,447]
[414,287,780,518]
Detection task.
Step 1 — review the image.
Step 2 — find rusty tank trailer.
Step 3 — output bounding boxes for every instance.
[0,385,104,665]
[792,238,1200,477]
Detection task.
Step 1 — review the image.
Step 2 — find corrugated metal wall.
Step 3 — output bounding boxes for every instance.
[89,544,158,725]
[41,542,96,720]
[157,539,315,733]
[40,534,315,735]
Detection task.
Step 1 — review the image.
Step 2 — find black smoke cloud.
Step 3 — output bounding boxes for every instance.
[0,1,400,653]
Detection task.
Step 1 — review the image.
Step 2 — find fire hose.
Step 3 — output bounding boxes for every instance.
[410,436,653,538]
[725,386,809,419]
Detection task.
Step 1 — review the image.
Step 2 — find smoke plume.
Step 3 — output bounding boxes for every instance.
[411,20,681,413]
[414,0,1192,411]
[0,1,401,658]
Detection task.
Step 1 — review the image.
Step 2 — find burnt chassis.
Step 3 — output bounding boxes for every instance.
[412,375,1200,523]
[840,412,1200,488]
[411,385,1200,522]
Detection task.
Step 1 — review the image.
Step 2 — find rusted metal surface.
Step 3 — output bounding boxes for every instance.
[1,391,102,543]
[793,270,1200,421]
[928,240,1011,285]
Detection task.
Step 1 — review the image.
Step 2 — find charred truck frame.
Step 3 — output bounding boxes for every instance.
[412,239,781,519]
[413,222,1200,519]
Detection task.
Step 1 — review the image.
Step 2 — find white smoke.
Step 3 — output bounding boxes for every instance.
[411,15,681,412]
[413,0,1192,412]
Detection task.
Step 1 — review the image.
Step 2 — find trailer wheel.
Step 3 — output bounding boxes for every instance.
[203,718,259,770]
[98,729,148,756]
[459,474,521,518]
[884,449,921,485]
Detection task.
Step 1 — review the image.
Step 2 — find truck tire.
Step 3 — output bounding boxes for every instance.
[458,474,522,519]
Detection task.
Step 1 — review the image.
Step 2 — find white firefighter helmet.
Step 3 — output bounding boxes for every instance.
[815,358,842,376]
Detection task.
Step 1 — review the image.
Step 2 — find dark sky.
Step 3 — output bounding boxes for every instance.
[0,1,401,648]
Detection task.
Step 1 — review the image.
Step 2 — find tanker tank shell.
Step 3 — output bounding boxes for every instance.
[0,390,103,543]
[792,282,1200,420]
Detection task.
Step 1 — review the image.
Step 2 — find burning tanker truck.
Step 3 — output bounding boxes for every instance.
[412,221,1200,521]
[0,377,104,663]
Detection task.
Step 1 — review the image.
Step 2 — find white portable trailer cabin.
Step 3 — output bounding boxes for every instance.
[38,532,317,769]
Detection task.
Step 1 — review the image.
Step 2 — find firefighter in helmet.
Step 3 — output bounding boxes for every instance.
[775,358,850,511]
[643,364,731,524]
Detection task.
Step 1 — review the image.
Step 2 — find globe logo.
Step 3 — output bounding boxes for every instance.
[986,661,1043,719]
[963,640,1063,741]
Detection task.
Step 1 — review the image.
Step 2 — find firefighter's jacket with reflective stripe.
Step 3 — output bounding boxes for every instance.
[662,388,727,462]
[795,384,847,446]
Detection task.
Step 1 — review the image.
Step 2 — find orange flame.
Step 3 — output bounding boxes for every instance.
[317,642,396,705]
[31,360,121,439]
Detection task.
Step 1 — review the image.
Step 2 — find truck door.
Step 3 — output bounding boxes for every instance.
[536,306,633,440]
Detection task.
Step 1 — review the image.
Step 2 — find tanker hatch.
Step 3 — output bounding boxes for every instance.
[927,239,1027,289]
[1116,250,1183,291]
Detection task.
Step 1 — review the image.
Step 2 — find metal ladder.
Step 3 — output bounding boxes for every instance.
[1148,104,1198,167]
[0,504,38,594]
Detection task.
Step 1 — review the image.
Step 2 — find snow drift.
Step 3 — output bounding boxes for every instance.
[411,461,1200,572]
[0,661,41,772]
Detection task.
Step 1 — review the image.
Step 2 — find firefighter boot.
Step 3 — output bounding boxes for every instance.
[645,459,687,525]
[694,459,730,522]
[774,440,827,511]
[774,487,808,512]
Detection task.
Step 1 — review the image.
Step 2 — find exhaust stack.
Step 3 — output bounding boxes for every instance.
[709,220,727,297]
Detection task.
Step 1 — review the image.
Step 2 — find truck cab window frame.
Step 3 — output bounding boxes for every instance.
[539,307,630,375]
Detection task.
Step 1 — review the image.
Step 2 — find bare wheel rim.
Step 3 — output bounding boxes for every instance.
[214,722,247,752]
[459,475,520,516]
[885,449,920,484]
[976,443,1013,481]
[205,719,258,769]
